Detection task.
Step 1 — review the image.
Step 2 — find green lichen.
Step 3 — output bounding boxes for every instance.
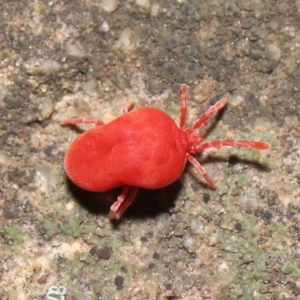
[40,218,58,239]
[282,263,300,278]
[6,224,24,244]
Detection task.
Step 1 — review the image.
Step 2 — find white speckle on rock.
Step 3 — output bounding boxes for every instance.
[0,82,8,106]
[136,0,151,11]
[183,236,196,252]
[207,231,221,246]
[114,28,133,51]
[22,59,62,75]
[38,59,62,74]
[151,3,160,17]
[101,0,118,13]
[230,94,244,106]
[193,79,216,103]
[99,20,110,32]
[54,241,89,260]
[258,94,269,106]
[38,96,54,120]
[35,164,54,193]
[66,201,75,212]
[192,221,205,234]
[65,40,87,57]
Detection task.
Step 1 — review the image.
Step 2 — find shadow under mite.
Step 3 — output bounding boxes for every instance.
[65,152,270,221]
[65,176,183,220]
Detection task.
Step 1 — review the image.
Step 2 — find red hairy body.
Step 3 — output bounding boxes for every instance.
[64,108,189,191]
[63,85,269,220]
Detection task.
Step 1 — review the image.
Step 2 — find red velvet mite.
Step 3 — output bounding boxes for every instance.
[63,85,269,220]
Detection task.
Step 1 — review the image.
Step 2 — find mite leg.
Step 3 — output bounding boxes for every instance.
[188,98,228,133]
[180,84,188,130]
[108,185,139,220]
[187,154,216,189]
[193,139,269,152]
[62,118,104,126]
[122,101,135,114]
[63,101,135,126]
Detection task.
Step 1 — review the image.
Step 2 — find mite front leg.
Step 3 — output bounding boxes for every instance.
[122,101,135,114]
[179,84,188,130]
[62,117,104,126]
[188,98,228,133]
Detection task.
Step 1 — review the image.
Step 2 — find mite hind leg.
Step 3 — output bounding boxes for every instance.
[187,154,216,189]
[108,185,139,220]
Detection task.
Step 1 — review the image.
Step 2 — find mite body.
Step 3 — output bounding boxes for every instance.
[64,107,188,191]
[63,85,269,220]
